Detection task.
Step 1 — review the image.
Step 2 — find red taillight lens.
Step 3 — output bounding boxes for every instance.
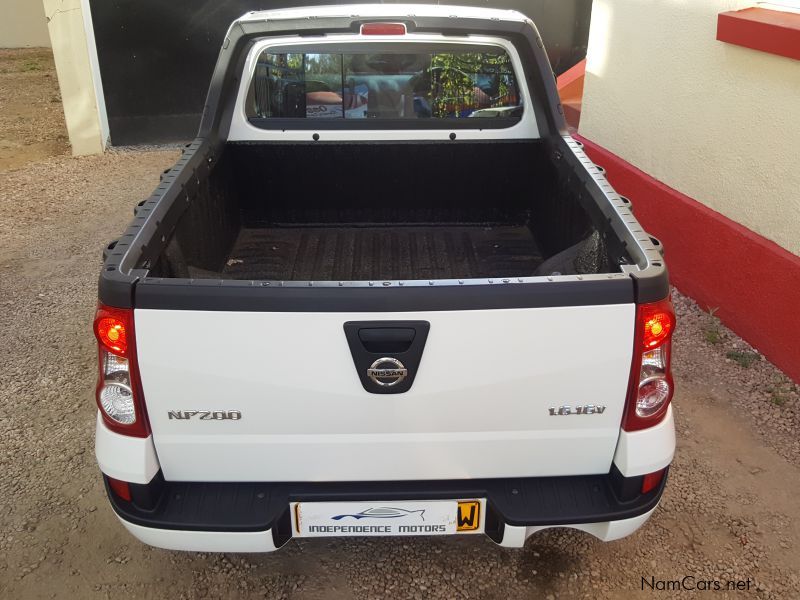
[641,469,665,494]
[93,304,149,438]
[641,303,674,349]
[360,22,407,35]
[108,477,132,502]
[95,309,129,356]
[622,298,676,432]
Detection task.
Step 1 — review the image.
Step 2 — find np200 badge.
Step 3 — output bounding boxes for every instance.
[548,405,606,416]
[167,410,242,420]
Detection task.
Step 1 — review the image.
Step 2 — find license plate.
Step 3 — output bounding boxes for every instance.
[292,499,485,538]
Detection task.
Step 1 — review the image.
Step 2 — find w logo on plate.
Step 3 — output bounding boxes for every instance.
[456,501,480,531]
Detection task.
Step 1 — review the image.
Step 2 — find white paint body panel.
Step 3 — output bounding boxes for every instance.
[238,4,529,24]
[498,506,658,548]
[135,305,635,482]
[93,404,677,484]
[117,518,278,553]
[94,413,160,484]
[613,405,676,477]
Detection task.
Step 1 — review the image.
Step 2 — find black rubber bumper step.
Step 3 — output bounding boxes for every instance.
[105,468,667,547]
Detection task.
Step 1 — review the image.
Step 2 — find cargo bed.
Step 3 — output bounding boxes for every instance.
[219,225,542,281]
[149,141,625,282]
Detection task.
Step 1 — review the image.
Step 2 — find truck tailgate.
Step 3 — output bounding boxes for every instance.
[135,306,635,482]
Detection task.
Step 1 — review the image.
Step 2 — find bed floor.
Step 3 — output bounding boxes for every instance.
[220,225,544,281]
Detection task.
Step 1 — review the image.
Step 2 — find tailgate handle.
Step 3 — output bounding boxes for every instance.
[358,328,416,353]
[344,321,430,394]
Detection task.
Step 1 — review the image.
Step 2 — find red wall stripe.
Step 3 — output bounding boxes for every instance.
[576,135,800,383]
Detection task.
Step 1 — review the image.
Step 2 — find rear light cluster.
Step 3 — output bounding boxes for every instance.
[623,298,676,432]
[93,304,149,437]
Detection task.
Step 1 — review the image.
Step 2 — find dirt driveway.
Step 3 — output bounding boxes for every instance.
[0,48,69,171]
[1,51,799,600]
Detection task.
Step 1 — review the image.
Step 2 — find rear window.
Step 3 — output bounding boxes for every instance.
[245,43,522,127]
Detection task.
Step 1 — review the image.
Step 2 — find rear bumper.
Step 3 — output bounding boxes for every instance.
[115,506,659,552]
[104,468,668,551]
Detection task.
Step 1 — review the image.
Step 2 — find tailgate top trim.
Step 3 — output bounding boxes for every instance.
[133,276,633,312]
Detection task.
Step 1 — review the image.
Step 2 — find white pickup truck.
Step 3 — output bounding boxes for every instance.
[94,4,676,552]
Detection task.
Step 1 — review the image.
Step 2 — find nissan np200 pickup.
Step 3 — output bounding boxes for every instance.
[94,4,676,552]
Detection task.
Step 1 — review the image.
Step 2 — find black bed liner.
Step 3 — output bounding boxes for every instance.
[218,225,543,281]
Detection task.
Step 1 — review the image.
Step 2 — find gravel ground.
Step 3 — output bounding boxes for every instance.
[1,51,799,600]
[0,48,69,171]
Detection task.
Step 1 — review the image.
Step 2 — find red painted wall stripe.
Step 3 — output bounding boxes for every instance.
[717,7,800,61]
[576,135,800,383]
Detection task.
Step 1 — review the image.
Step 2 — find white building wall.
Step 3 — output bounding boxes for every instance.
[580,0,800,256]
[43,0,107,155]
[0,0,50,48]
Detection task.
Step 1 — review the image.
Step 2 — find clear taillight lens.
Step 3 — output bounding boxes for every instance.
[637,344,671,417]
[637,375,671,417]
[98,350,136,424]
[641,345,668,371]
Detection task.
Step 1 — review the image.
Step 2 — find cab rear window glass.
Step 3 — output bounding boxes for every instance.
[246,44,522,125]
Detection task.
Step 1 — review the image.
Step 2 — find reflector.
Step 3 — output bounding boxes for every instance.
[107,477,132,502]
[641,470,665,494]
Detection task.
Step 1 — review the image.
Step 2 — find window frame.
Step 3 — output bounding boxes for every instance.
[228,33,540,141]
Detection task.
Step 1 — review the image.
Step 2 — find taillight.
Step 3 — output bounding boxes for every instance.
[641,469,666,494]
[93,304,149,437]
[622,298,676,432]
[360,22,407,35]
[107,477,132,502]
